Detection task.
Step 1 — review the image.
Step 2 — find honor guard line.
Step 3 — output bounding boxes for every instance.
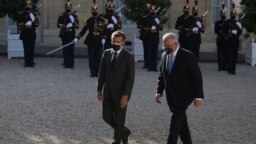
[46,41,75,55]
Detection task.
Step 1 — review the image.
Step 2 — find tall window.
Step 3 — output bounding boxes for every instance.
[212,0,243,24]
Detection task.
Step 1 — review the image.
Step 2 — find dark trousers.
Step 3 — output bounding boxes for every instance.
[190,42,200,59]
[216,39,228,70]
[103,94,129,142]
[168,107,192,144]
[142,38,149,68]
[147,36,159,71]
[87,45,102,76]
[104,36,112,50]
[227,40,239,73]
[62,38,75,67]
[179,34,190,52]
[189,34,201,59]
[22,39,35,66]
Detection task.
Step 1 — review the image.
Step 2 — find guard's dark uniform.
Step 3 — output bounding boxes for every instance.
[138,4,162,72]
[224,17,242,74]
[18,2,39,67]
[57,11,79,68]
[102,2,122,50]
[137,10,151,69]
[214,7,228,71]
[184,4,205,59]
[175,3,190,50]
[76,9,106,77]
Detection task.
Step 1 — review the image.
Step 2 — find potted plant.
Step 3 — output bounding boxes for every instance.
[240,0,256,66]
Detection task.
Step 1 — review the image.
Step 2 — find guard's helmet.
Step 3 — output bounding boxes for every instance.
[192,0,199,15]
[65,0,72,10]
[105,0,115,14]
[230,3,236,17]
[183,5,190,13]
[220,2,226,17]
[183,0,190,13]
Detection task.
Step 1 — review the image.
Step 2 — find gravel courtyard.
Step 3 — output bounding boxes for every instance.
[0,57,255,144]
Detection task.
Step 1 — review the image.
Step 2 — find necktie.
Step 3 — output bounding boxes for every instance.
[167,54,173,74]
[112,52,117,66]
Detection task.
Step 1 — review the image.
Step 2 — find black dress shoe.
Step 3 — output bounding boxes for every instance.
[90,74,98,77]
[122,129,131,144]
[24,64,29,67]
[112,141,121,144]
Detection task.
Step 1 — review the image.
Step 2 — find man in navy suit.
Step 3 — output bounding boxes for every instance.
[155,32,204,144]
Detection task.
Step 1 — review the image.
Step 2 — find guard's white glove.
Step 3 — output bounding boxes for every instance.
[111,16,117,24]
[232,30,237,35]
[66,23,73,28]
[73,38,78,43]
[69,15,75,23]
[192,27,199,32]
[26,21,32,27]
[101,39,106,46]
[236,22,242,29]
[155,18,160,25]
[196,21,202,28]
[29,13,35,22]
[151,25,156,30]
[107,24,114,29]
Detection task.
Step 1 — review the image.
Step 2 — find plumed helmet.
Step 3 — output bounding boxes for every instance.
[230,2,236,17]
[220,2,226,16]
[25,0,33,5]
[105,0,115,12]
[65,0,72,9]
[192,0,199,14]
[183,0,190,13]
[92,0,98,12]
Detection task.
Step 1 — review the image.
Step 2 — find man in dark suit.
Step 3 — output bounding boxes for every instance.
[97,31,135,144]
[155,32,204,144]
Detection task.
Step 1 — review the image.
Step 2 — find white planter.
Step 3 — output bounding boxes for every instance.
[7,30,23,59]
[132,35,144,62]
[245,39,256,66]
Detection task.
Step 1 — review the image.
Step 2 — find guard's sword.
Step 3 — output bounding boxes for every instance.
[240,12,247,20]
[201,10,209,18]
[46,41,75,55]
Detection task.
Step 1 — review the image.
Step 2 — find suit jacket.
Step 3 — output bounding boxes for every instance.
[157,48,204,108]
[97,48,135,102]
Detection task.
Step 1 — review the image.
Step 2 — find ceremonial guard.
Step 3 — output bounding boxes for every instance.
[73,0,106,77]
[214,3,228,71]
[224,3,242,75]
[175,0,190,50]
[137,2,152,69]
[185,0,205,59]
[138,0,163,72]
[57,0,79,69]
[18,0,39,67]
[102,0,122,50]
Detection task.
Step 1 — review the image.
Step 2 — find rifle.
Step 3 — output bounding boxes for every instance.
[185,10,208,34]
[114,6,124,15]
[67,4,81,15]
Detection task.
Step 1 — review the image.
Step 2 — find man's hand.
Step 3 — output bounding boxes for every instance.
[155,94,161,104]
[97,91,103,101]
[194,99,202,107]
[120,95,129,109]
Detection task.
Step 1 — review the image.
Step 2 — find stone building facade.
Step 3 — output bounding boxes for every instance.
[0,0,244,55]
